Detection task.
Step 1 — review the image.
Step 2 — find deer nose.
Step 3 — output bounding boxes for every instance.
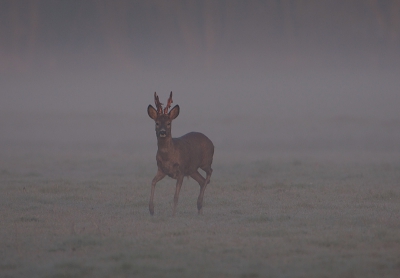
[159,129,167,137]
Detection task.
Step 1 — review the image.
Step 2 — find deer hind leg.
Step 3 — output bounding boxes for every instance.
[149,169,166,215]
[172,175,184,216]
[200,167,213,213]
[191,169,212,214]
[204,167,213,185]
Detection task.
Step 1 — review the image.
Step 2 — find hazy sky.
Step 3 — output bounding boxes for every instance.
[2,1,399,115]
[1,1,399,155]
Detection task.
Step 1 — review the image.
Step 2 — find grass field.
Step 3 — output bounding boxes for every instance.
[1,143,400,277]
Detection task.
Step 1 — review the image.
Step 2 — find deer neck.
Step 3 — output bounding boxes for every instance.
[157,136,174,152]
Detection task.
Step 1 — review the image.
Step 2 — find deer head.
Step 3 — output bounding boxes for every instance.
[148,92,180,138]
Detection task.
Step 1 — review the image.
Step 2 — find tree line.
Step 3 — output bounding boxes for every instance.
[1,0,399,70]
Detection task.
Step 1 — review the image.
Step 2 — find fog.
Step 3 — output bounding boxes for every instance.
[1,1,400,161]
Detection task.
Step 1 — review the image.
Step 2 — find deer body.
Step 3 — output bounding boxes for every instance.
[148,92,214,216]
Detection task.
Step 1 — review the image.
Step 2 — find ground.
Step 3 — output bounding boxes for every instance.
[1,143,400,278]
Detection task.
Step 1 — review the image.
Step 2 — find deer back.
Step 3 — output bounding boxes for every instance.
[172,132,214,175]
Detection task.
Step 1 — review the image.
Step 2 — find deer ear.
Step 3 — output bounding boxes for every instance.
[169,105,179,120]
[148,105,158,120]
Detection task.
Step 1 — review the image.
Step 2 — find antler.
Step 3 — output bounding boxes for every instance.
[154,92,163,115]
[164,91,173,114]
[154,92,173,115]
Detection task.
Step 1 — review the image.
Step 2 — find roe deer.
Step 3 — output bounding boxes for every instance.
[147,92,214,216]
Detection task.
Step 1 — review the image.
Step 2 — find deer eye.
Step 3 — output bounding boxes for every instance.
[167,122,171,127]
[156,122,160,126]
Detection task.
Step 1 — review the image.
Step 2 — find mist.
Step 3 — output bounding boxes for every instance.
[1,1,400,161]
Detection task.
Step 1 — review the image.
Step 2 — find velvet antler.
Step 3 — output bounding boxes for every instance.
[154,92,163,115]
[164,91,173,114]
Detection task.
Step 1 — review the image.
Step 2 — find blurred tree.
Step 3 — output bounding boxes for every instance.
[0,0,399,71]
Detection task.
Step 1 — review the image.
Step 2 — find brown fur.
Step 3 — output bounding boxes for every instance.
[147,95,214,216]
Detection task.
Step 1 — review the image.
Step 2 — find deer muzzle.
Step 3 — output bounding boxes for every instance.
[159,129,167,137]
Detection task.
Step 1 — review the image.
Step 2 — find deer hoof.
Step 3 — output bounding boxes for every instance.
[197,201,203,212]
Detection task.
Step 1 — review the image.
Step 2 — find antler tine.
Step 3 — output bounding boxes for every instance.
[164,91,173,114]
[154,92,163,115]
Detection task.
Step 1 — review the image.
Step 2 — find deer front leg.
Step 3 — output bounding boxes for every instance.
[172,175,184,216]
[149,169,166,215]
